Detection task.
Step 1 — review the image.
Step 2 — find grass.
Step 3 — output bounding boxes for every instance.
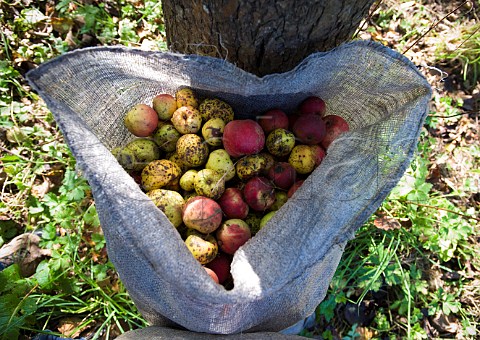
[1,0,479,339]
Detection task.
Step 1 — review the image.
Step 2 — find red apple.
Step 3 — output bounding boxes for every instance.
[182,196,223,234]
[321,115,350,149]
[257,109,289,134]
[267,162,297,190]
[218,188,249,219]
[204,267,219,283]
[223,119,265,158]
[152,94,177,120]
[288,113,301,131]
[292,113,326,145]
[206,253,232,284]
[288,180,305,198]
[128,171,142,185]
[243,176,276,211]
[124,104,159,137]
[310,145,326,167]
[216,219,252,255]
[299,96,326,115]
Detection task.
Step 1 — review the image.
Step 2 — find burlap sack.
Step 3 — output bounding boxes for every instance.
[26,40,431,336]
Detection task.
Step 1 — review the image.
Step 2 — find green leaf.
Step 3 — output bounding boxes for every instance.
[34,261,51,288]
[66,187,85,201]
[50,255,70,273]
[442,296,460,315]
[0,265,22,293]
[40,224,57,241]
[317,294,336,322]
[91,233,105,251]
[28,206,44,214]
[83,205,100,227]
[383,263,403,286]
[406,190,429,202]
[21,297,38,314]
[92,263,109,281]
[0,155,22,162]
[322,330,334,340]
[418,182,433,194]
[374,310,390,331]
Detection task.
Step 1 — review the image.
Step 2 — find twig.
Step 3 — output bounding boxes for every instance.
[456,23,480,50]
[399,200,480,221]
[0,145,32,163]
[428,111,479,118]
[352,0,384,39]
[403,0,469,54]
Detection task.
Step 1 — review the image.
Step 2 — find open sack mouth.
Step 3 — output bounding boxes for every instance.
[26,40,431,334]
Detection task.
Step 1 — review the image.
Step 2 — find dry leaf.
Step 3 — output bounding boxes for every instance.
[31,177,52,198]
[373,216,401,231]
[57,317,86,338]
[356,326,376,340]
[51,17,74,34]
[0,233,52,277]
[431,312,459,334]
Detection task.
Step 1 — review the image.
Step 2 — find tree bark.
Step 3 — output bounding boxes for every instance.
[162,0,375,76]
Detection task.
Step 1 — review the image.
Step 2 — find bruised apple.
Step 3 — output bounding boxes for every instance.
[270,190,288,210]
[243,176,276,211]
[124,104,158,137]
[267,162,297,190]
[218,188,249,219]
[288,145,316,175]
[194,169,225,200]
[292,113,326,145]
[141,159,181,192]
[216,219,252,255]
[171,106,202,134]
[153,123,181,153]
[185,231,218,265]
[321,115,350,149]
[182,196,223,234]
[152,94,177,120]
[202,118,225,146]
[176,134,209,167]
[266,128,296,157]
[205,149,235,182]
[223,119,265,158]
[176,88,198,108]
[235,154,267,181]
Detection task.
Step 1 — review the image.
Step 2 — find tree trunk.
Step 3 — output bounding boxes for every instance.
[162,0,375,76]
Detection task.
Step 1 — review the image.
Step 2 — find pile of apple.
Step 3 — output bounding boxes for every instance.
[113,88,349,287]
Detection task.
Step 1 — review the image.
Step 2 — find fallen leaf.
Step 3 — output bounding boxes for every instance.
[31,177,52,198]
[430,312,459,334]
[0,233,52,277]
[51,17,74,34]
[57,317,87,338]
[373,216,401,231]
[356,326,376,340]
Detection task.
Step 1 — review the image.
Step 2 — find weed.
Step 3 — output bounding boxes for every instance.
[0,0,167,335]
[1,169,146,338]
[315,129,478,337]
[435,23,480,88]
